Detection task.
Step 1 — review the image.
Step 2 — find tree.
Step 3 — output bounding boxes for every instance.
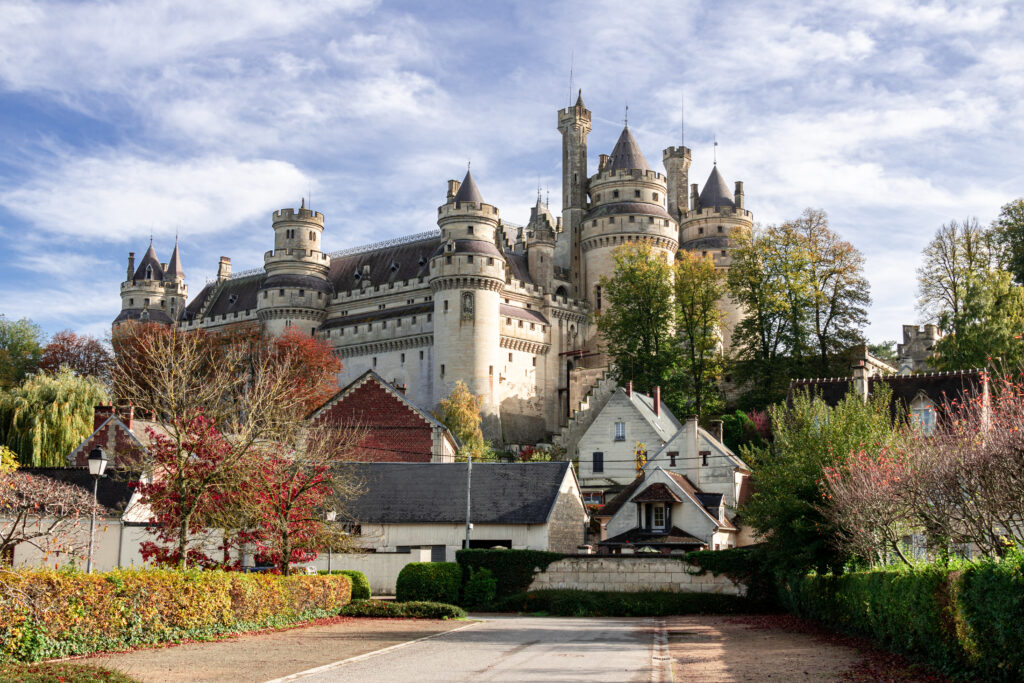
[916,218,995,337]
[740,383,900,573]
[112,323,344,568]
[868,340,898,365]
[793,209,870,375]
[437,381,495,462]
[0,316,45,388]
[673,251,725,418]
[0,459,95,563]
[932,268,1024,370]
[0,368,110,467]
[992,198,1024,284]
[38,330,112,382]
[597,242,678,396]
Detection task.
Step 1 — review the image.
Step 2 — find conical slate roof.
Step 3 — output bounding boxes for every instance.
[698,166,735,209]
[607,126,651,172]
[453,170,484,204]
[165,241,184,279]
[132,243,164,281]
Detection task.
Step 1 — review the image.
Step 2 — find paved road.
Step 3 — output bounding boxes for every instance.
[285,616,660,682]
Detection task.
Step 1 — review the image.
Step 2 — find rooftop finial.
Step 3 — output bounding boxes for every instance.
[624,103,629,128]
[713,135,718,165]
[467,159,471,172]
[301,196,306,209]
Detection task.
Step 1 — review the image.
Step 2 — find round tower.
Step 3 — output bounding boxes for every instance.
[257,198,332,337]
[582,125,678,318]
[526,195,557,289]
[429,170,505,439]
[113,240,188,331]
[679,165,754,349]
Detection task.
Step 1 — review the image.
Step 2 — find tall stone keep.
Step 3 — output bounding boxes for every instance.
[257,199,331,336]
[430,170,505,438]
[557,91,591,297]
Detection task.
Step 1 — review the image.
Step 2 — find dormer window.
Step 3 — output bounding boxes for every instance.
[390,262,399,272]
[228,294,238,305]
[418,257,427,266]
[353,270,361,280]
[145,265,153,279]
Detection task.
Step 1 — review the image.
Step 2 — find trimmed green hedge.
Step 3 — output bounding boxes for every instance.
[462,568,497,609]
[685,547,777,610]
[395,562,461,604]
[340,600,466,619]
[492,589,746,617]
[780,552,1024,681]
[0,568,351,663]
[456,549,564,598]
[318,570,371,600]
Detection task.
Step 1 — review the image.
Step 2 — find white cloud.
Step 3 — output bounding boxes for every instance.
[0,154,312,242]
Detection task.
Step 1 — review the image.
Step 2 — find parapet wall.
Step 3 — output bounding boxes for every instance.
[528,556,745,595]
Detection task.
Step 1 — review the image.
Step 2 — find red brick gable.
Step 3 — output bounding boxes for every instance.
[67,411,149,469]
[312,376,437,462]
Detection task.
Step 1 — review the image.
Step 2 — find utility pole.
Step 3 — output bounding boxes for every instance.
[464,453,472,549]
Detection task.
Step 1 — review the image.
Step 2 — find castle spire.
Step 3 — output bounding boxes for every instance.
[453,169,484,204]
[607,125,651,172]
[575,88,584,109]
[166,239,185,280]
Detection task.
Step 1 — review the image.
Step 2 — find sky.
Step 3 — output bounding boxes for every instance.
[0,0,1021,343]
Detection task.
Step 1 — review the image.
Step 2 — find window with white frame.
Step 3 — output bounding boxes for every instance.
[614,421,626,441]
[652,504,666,530]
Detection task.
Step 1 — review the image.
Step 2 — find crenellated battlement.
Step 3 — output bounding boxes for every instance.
[684,206,753,220]
[591,167,666,184]
[663,146,691,160]
[273,207,325,226]
[437,201,500,219]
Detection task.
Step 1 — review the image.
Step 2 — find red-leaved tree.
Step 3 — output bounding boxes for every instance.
[39,330,112,381]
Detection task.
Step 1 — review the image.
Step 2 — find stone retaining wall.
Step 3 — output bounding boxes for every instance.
[527,556,745,595]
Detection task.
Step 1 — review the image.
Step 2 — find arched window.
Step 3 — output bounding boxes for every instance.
[911,393,937,436]
[145,264,153,279]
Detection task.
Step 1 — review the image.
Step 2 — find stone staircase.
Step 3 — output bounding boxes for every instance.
[554,368,618,458]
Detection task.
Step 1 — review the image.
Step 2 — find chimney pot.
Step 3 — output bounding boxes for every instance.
[653,386,661,416]
[93,405,114,431]
[217,256,232,281]
[627,381,633,398]
[709,419,724,444]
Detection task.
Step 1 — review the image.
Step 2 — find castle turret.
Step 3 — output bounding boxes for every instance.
[678,163,754,350]
[582,124,678,321]
[526,195,557,289]
[256,198,331,337]
[662,145,691,222]
[113,240,188,330]
[430,170,505,438]
[556,91,591,296]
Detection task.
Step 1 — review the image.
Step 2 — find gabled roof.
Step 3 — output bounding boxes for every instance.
[308,369,458,450]
[342,461,575,524]
[607,126,651,172]
[20,468,135,513]
[601,525,704,547]
[626,388,681,441]
[133,243,164,281]
[698,166,735,209]
[453,169,484,204]
[632,482,681,503]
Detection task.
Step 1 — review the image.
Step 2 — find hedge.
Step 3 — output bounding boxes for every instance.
[684,547,777,610]
[0,568,351,663]
[0,662,140,683]
[340,599,466,619]
[318,570,371,600]
[395,562,461,604]
[456,549,564,598]
[780,552,1024,681]
[491,589,746,617]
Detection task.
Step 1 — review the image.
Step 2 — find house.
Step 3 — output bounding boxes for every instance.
[341,461,587,561]
[576,382,681,502]
[595,467,742,553]
[309,370,458,462]
[789,356,988,435]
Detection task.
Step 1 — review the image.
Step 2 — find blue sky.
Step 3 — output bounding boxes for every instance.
[0,0,1021,344]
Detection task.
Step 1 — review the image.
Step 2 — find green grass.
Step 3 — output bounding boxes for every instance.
[0,662,140,682]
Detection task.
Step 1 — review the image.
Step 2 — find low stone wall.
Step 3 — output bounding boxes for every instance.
[527,556,745,596]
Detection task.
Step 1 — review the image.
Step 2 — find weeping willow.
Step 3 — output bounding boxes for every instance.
[0,368,110,467]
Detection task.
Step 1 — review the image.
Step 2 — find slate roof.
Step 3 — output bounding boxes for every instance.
[628,389,681,441]
[500,303,548,324]
[320,302,433,330]
[328,234,441,292]
[601,526,704,547]
[632,482,681,503]
[132,243,164,281]
[21,467,136,513]
[165,242,184,279]
[453,239,502,257]
[453,170,484,204]
[204,274,265,317]
[585,201,673,221]
[788,369,987,422]
[698,166,735,209]
[607,126,652,172]
[342,461,573,524]
[598,476,645,517]
[504,250,533,284]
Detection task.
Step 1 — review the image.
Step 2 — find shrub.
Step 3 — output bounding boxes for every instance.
[685,547,777,611]
[491,590,746,617]
[341,599,466,620]
[456,549,564,598]
[318,570,371,600]
[395,562,461,604]
[0,568,351,663]
[462,568,497,609]
[0,662,140,682]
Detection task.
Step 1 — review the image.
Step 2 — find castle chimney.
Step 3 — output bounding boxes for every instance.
[734,181,744,209]
[447,179,461,201]
[627,380,633,398]
[709,419,724,444]
[598,154,610,172]
[851,359,869,403]
[690,183,700,211]
[217,256,231,281]
[127,252,135,280]
[653,386,661,416]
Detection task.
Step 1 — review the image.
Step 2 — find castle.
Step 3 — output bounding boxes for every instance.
[114,94,754,444]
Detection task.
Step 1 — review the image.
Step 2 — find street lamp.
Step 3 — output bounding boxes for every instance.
[86,447,108,573]
[325,510,336,573]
